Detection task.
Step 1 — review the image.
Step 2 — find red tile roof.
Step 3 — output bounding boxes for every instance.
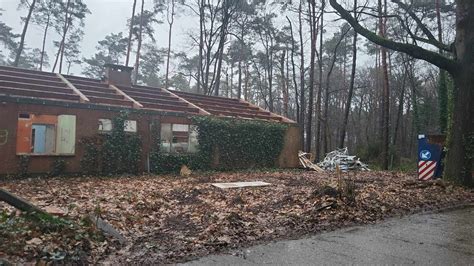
[0,66,294,123]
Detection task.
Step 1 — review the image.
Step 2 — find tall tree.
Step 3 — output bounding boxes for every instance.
[436,0,448,133]
[32,0,61,71]
[378,0,390,170]
[134,0,145,85]
[164,0,176,90]
[213,0,235,96]
[298,0,306,150]
[0,10,19,63]
[13,0,37,67]
[305,0,319,153]
[339,0,358,148]
[286,16,300,124]
[137,44,166,86]
[125,0,137,67]
[83,32,128,78]
[330,0,473,185]
[51,0,89,73]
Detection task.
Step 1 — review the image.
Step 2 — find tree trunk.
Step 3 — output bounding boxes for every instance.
[280,51,288,117]
[125,0,137,67]
[315,1,324,159]
[13,0,37,67]
[444,0,474,186]
[379,0,390,170]
[164,0,175,90]
[265,35,274,112]
[287,16,299,123]
[436,0,448,133]
[298,0,305,150]
[393,73,406,146]
[52,0,71,73]
[58,0,72,74]
[237,25,244,99]
[244,63,249,101]
[197,0,204,94]
[39,13,51,71]
[305,0,317,153]
[339,0,358,148]
[134,0,145,85]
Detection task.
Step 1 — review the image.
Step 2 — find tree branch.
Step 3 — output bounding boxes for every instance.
[391,0,451,52]
[329,0,457,73]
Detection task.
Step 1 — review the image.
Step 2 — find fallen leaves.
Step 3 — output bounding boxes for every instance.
[0,170,473,264]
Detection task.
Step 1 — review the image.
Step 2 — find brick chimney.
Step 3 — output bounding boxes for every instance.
[103,64,134,86]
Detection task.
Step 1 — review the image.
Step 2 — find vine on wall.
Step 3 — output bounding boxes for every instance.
[80,111,142,175]
[151,116,288,173]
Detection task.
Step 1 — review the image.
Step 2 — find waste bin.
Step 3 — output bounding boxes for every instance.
[417,134,445,180]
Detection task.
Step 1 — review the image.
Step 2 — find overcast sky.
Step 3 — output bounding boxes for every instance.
[0,0,202,75]
[1,0,374,77]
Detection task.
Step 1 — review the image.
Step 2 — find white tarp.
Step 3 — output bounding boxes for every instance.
[212,181,271,189]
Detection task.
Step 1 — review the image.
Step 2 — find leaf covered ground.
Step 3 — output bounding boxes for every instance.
[0,170,473,264]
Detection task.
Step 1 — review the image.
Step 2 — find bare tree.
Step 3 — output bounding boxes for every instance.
[329,0,473,185]
[339,0,358,148]
[134,0,145,85]
[125,0,137,67]
[13,0,37,67]
[164,0,176,90]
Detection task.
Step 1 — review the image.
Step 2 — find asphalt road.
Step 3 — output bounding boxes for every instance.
[184,206,474,265]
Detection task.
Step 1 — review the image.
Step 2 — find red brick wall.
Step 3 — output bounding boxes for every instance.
[0,101,301,176]
[0,102,191,175]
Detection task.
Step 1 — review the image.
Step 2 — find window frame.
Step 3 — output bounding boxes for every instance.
[159,123,198,154]
[16,113,76,156]
[97,119,138,134]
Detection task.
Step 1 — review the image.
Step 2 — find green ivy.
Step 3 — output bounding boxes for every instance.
[150,117,287,173]
[150,153,200,173]
[79,136,101,174]
[18,155,30,177]
[80,111,142,175]
[50,158,66,177]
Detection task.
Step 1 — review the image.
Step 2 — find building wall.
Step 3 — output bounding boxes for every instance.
[0,101,301,175]
[277,125,302,168]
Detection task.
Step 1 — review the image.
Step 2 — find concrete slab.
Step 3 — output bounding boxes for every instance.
[211,181,271,189]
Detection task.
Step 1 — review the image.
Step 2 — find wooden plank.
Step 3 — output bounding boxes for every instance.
[0,188,45,214]
[109,84,143,108]
[166,89,211,115]
[212,181,271,189]
[56,73,90,103]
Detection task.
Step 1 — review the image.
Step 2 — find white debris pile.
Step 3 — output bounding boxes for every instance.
[317,147,370,171]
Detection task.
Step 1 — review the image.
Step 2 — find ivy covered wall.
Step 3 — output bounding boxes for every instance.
[151,117,289,173]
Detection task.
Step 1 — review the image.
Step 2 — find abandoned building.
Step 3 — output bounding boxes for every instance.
[0,64,300,175]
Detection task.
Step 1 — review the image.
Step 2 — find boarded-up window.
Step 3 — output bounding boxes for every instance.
[32,124,55,154]
[98,119,137,133]
[160,123,198,154]
[16,114,76,155]
[124,120,137,133]
[98,119,112,132]
[56,115,76,154]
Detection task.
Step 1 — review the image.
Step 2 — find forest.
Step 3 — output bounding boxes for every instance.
[0,0,472,185]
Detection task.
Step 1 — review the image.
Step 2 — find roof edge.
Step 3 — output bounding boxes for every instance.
[238,99,296,124]
[164,88,211,115]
